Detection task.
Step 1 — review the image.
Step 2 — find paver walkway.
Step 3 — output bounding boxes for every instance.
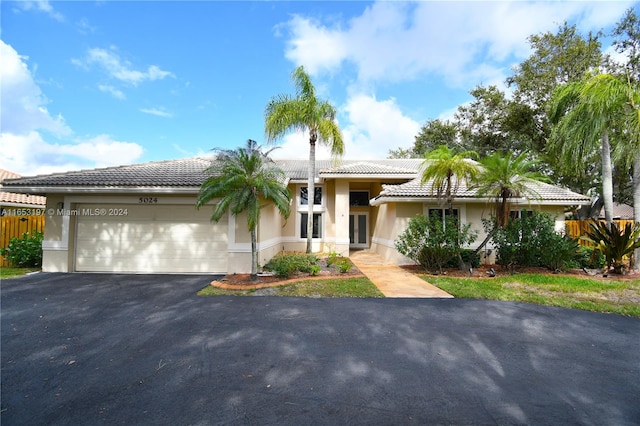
[350,250,453,298]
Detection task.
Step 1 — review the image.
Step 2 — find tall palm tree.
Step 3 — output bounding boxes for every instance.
[265,66,344,253]
[196,139,291,279]
[472,151,548,253]
[548,73,631,229]
[611,73,640,270]
[421,145,480,215]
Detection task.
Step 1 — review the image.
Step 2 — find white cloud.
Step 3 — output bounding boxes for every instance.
[140,107,174,118]
[282,1,633,87]
[270,94,420,160]
[341,94,420,159]
[73,47,174,86]
[0,41,144,175]
[0,132,144,175]
[282,15,348,75]
[98,84,126,100]
[15,0,64,22]
[0,40,71,136]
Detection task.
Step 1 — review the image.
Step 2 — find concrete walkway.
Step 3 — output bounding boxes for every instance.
[350,250,453,298]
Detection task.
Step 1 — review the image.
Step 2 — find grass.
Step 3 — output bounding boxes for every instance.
[0,267,41,279]
[425,273,640,317]
[198,277,384,298]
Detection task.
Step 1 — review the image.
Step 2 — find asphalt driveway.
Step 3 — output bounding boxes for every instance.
[1,273,639,425]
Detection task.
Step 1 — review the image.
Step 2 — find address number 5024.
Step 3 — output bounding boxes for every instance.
[139,197,158,204]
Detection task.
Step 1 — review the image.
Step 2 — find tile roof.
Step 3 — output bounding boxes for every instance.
[1,158,215,188]
[319,160,421,176]
[0,157,591,205]
[0,158,422,187]
[374,177,591,204]
[0,169,46,206]
[599,202,634,219]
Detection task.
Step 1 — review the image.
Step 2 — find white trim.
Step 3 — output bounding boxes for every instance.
[0,202,46,209]
[64,195,204,205]
[42,241,67,250]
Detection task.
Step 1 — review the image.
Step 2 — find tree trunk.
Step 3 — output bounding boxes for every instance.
[574,196,604,220]
[473,227,497,256]
[250,226,258,280]
[633,153,640,271]
[601,130,614,230]
[306,137,316,254]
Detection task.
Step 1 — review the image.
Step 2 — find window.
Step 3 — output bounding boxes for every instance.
[300,213,322,238]
[428,208,459,220]
[349,191,370,206]
[300,187,322,205]
[428,208,459,229]
[510,209,533,219]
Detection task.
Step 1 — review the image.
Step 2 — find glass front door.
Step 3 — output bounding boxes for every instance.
[349,213,368,248]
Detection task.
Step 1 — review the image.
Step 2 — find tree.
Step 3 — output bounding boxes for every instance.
[389,119,460,159]
[611,8,640,270]
[265,66,344,253]
[508,22,604,194]
[196,139,291,279]
[472,151,548,253]
[456,85,525,156]
[548,73,633,229]
[420,145,480,215]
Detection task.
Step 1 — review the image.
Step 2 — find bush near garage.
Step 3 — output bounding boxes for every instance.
[0,231,44,268]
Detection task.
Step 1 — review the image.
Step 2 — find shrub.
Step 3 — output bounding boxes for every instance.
[444,249,480,269]
[490,211,581,272]
[1,231,44,268]
[326,251,340,267]
[309,265,320,276]
[585,220,640,274]
[576,246,606,269]
[395,214,478,274]
[265,253,320,278]
[336,257,352,273]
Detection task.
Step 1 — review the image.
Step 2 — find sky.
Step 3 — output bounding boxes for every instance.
[1,0,637,176]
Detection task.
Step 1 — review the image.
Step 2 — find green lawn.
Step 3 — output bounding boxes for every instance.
[425,274,640,317]
[0,267,41,280]
[198,277,384,298]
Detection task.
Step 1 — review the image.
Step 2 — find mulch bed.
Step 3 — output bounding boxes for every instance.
[211,258,640,290]
[402,264,640,281]
[211,258,364,290]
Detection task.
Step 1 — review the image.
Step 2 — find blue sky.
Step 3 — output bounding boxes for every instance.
[1,0,636,175]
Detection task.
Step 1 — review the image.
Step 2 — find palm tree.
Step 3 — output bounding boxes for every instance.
[196,139,291,279]
[612,75,640,270]
[472,151,548,253]
[548,73,632,229]
[420,145,480,215]
[265,66,344,253]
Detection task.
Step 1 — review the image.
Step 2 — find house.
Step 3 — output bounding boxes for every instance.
[0,158,591,274]
[0,169,46,213]
[599,202,634,220]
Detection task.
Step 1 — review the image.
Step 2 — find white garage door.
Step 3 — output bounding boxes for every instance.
[75,204,228,273]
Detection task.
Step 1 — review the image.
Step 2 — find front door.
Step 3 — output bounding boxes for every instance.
[349,213,368,248]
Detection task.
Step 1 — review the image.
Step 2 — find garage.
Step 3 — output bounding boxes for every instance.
[75,203,228,273]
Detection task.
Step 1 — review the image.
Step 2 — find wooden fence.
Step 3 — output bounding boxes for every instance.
[1,215,46,267]
[565,220,635,247]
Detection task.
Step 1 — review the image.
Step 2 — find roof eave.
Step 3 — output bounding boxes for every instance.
[370,195,592,207]
[320,173,416,179]
[0,185,203,195]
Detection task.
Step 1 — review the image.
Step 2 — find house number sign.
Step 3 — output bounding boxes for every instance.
[139,197,159,204]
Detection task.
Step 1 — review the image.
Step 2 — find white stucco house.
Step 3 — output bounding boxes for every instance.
[0,158,591,274]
